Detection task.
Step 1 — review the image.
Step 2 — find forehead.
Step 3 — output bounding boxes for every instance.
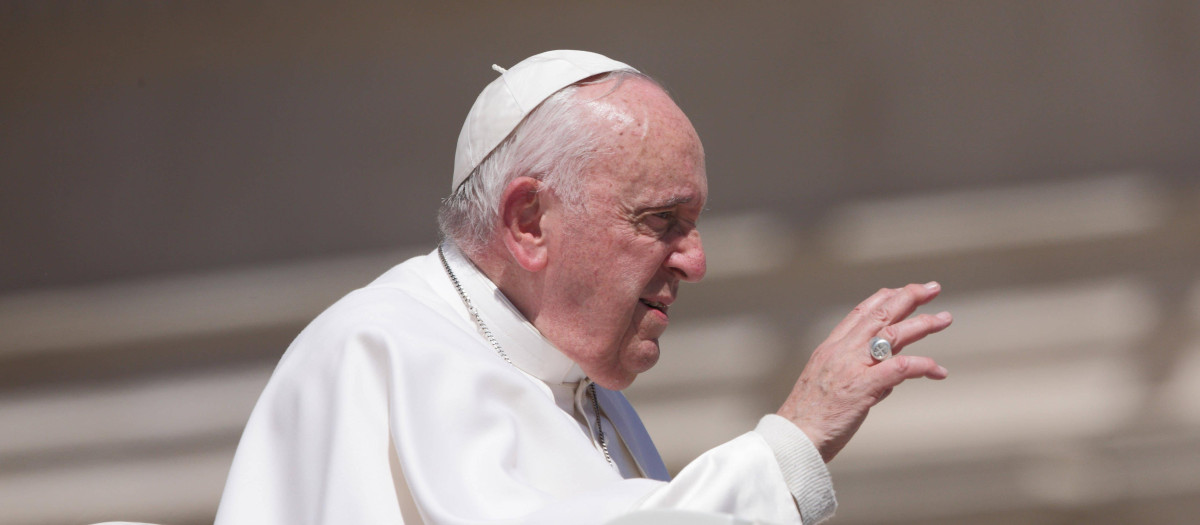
[576,78,708,208]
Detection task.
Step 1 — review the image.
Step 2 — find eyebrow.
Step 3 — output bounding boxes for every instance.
[644,196,694,210]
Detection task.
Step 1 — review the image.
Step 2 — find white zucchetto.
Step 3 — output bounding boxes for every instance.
[451,50,637,191]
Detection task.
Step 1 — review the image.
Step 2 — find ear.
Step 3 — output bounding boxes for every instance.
[499,176,549,272]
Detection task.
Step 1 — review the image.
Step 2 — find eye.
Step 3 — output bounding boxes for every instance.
[645,210,678,229]
[641,210,686,239]
[636,207,687,237]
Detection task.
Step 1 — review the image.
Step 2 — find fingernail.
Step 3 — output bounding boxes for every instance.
[936,311,952,321]
[924,281,940,290]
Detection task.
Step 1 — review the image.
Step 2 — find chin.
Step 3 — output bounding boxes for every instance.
[591,338,661,390]
[603,374,637,391]
[625,340,661,375]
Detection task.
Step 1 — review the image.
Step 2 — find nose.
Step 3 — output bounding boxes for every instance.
[667,227,706,282]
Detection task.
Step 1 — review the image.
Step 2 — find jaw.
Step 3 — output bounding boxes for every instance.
[566,296,671,390]
[583,334,661,391]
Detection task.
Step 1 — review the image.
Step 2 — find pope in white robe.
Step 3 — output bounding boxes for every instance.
[214,49,953,525]
[214,244,835,524]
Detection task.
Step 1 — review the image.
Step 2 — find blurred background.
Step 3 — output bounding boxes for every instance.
[3,2,1199,524]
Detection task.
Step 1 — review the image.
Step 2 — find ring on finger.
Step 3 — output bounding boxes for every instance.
[868,336,893,362]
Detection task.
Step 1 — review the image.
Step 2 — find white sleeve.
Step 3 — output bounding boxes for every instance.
[631,415,835,525]
[754,414,838,523]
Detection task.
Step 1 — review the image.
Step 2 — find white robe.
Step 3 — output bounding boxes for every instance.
[214,245,836,525]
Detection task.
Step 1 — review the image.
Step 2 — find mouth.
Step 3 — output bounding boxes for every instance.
[639,298,669,314]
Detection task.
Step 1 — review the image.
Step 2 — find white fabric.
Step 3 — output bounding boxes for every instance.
[214,245,836,525]
[452,50,636,191]
[603,509,752,525]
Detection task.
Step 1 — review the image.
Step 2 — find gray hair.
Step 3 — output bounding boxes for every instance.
[437,70,652,258]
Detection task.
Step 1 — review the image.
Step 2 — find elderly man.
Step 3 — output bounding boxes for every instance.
[214,50,952,525]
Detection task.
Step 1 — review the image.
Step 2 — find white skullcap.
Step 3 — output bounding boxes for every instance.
[451,50,637,192]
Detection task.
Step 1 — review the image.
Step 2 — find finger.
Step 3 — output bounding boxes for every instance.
[869,355,949,394]
[868,282,942,333]
[875,311,953,355]
[834,282,942,341]
[828,286,900,341]
[830,287,902,340]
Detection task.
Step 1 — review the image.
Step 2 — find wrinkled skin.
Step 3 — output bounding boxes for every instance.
[529,78,708,391]
[488,77,952,462]
[777,283,952,461]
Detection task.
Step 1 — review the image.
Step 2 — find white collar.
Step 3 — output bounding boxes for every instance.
[440,243,587,385]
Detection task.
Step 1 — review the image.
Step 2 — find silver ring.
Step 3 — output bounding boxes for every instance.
[869,337,892,361]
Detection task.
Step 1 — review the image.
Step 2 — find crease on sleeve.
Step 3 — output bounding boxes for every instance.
[754,414,837,524]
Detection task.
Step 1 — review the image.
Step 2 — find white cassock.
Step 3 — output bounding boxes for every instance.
[214,244,837,525]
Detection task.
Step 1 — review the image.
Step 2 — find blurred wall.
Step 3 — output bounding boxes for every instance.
[2,2,1199,524]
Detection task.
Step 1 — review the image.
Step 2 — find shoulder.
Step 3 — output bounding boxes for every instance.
[324,250,458,330]
[280,250,486,370]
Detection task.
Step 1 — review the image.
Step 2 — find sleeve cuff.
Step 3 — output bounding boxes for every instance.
[755,414,837,524]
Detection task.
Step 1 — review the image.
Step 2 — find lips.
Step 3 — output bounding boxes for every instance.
[639,298,668,313]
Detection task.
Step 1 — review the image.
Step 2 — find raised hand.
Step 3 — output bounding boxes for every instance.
[777,282,953,462]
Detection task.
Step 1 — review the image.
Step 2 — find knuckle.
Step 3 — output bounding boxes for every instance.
[907,314,929,331]
[919,313,940,328]
[879,325,900,342]
[869,306,890,323]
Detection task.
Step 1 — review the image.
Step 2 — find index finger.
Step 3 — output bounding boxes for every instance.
[830,281,942,342]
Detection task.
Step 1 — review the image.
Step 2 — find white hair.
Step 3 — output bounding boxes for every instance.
[437,70,653,258]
